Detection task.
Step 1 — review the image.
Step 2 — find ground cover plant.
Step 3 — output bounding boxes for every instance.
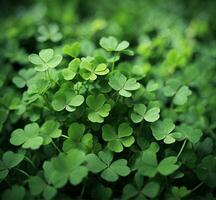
[0,0,216,199]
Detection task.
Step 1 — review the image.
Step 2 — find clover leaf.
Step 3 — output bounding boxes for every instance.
[99,36,129,52]
[79,60,109,80]
[52,83,84,112]
[63,122,93,152]
[37,24,62,42]
[2,185,25,200]
[10,123,43,150]
[196,155,216,187]
[28,48,62,71]
[0,151,25,181]
[28,176,57,200]
[131,104,160,123]
[171,186,191,198]
[176,124,203,144]
[63,42,81,58]
[151,118,176,144]
[157,156,179,176]
[163,79,192,106]
[62,58,80,80]
[86,94,111,123]
[86,150,130,182]
[40,120,62,145]
[109,73,140,97]
[43,149,88,187]
[173,86,192,105]
[12,68,36,88]
[102,123,134,152]
[122,180,160,199]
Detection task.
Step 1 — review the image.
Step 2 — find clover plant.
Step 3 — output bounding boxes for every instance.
[0,1,215,199]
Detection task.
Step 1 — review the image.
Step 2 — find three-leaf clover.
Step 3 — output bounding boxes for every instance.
[63,42,81,58]
[102,123,135,153]
[37,24,62,42]
[99,36,129,52]
[52,83,84,112]
[29,48,62,71]
[63,123,93,152]
[10,123,43,150]
[43,149,88,187]
[62,58,80,80]
[79,60,109,80]
[86,150,130,182]
[86,94,111,123]
[28,176,57,200]
[135,145,179,177]
[40,120,62,145]
[175,124,203,144]
[109,73,140,97]
[163,79,192,105]
[151,118,177,144]
[12,68,36,88]
[122,174,160,200]
[131,104,160,123]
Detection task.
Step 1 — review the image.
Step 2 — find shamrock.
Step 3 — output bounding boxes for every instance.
[43,149,88,187]
[37,24,62,42]
[175,124,203,144]
[79,60,109,80]
[131,104,160,123]
[51,83,84,112]
[109,73,140,97]
[10,123,43,150]
[151,118,177,144]
[146,80,159,92]
[63,122,93,152]
[0,151,24,181]
[28,176,57,200]
[86,150,130,182]
[99,36,129,52]
[86,94,111,123]
[12,68,36,88]
[62,58,80,80]
[157,156,179,176]
[163,79,192,106]
[28,48,62,71]
[63,42,81,58]
[2,185,25,200]
[171,186,191,199]
[122,174,160,199]
[196,155,216,187]
[102,123,135,153]
[40,120,62,145]
[135,145,179,177]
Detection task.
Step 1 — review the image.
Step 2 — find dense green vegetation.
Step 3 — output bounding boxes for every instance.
[0,0,216,199]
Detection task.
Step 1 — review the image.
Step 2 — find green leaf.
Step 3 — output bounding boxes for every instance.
[40,120,62,145]
[173,86,192,105]
[10,123,43,150]
[2,151,24,169]
[63,42,80,57]
[2,185,25,200]
[28,176,46,195]
[29,48,62,71]
[99,36,118,51]
[158,156,179,176]
[142,181,160,198]
[62,58,80,80]
[86,153,107,173]
[151,119,175,141]
[86,94,111,123]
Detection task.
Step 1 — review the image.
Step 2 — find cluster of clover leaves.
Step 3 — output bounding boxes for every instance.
[0,32,215,200]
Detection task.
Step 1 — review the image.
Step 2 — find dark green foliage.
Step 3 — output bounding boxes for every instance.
[0,0,216,199]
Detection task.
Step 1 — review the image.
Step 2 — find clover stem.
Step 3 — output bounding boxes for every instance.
[15,168,30,178]
[191,182,204,193]
[81,181,86,197]
[177,139,187,158]
[52,140,62,153]
[111,52,118,71]
[24,156,36,169]
[61,134,70,139]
